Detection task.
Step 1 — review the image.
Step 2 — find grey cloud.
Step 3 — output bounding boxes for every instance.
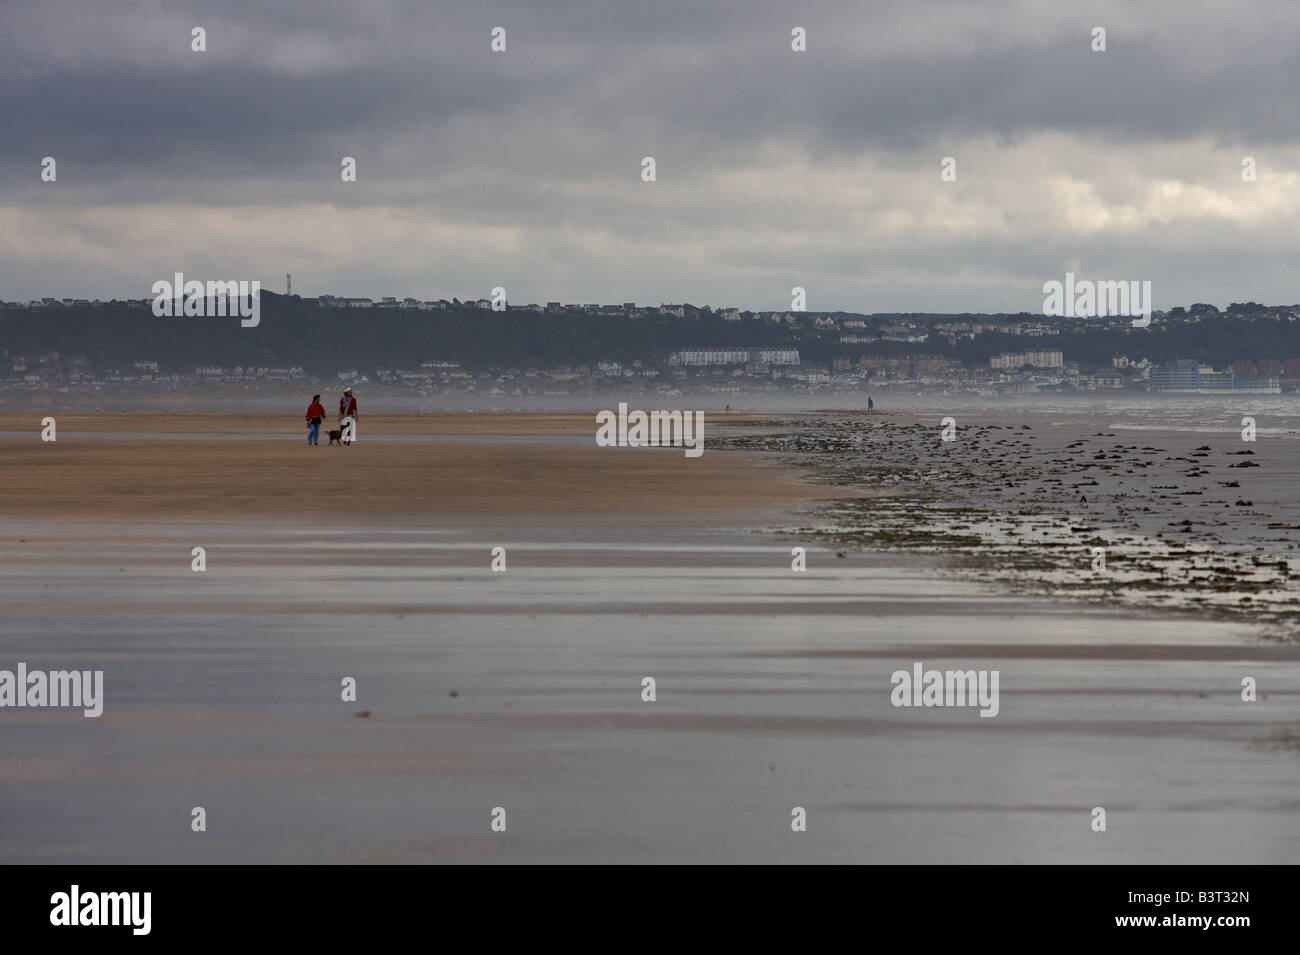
[3,0,1300,308]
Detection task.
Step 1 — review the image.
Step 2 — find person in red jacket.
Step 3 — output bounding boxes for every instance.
[304,394,325,445]
[339,388,358,444]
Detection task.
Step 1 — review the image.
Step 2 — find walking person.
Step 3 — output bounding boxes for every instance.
[305,394,325,445]
[339,387,358,444]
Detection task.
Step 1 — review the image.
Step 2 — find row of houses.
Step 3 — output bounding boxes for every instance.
[193,366,305,379]
[317,296,659,316]
[309,299,827,322]
[3,297,103,308]
[989,350,1065,370]
[667,348,801,367]
[936,320,1061,339]
[318,295,459,310]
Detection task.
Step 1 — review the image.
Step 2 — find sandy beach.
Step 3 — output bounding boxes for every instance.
[0,413,847,523]
[0,409,1297,864]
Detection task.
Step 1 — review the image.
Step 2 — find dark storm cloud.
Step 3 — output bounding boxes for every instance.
[6,0,1300,181]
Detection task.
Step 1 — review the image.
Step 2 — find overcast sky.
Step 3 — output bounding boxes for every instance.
[3,0,1299,311]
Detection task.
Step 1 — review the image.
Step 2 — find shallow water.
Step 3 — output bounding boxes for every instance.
[0,518,1296,863]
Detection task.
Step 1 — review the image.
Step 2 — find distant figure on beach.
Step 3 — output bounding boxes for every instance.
[868,396,874,411]
[304,394,325,446]
[339,387,358,444]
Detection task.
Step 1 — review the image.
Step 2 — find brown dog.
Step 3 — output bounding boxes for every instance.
[327,429,343,445]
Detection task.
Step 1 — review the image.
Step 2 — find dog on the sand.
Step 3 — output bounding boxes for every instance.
[327,429,343,445]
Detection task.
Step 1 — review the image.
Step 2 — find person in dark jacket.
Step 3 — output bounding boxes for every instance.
[305,394,325,445]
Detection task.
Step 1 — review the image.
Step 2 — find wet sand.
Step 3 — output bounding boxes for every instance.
[0,411,1297,863]
[0,521,1297,864]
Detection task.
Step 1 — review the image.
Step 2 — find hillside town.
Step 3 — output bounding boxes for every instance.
[3,295,1299,398]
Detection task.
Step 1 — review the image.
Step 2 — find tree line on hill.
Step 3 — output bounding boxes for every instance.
[3,295,1299,373]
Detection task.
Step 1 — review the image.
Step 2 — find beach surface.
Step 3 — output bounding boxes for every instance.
[0,411,1297,863]
[0,413,842,523]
